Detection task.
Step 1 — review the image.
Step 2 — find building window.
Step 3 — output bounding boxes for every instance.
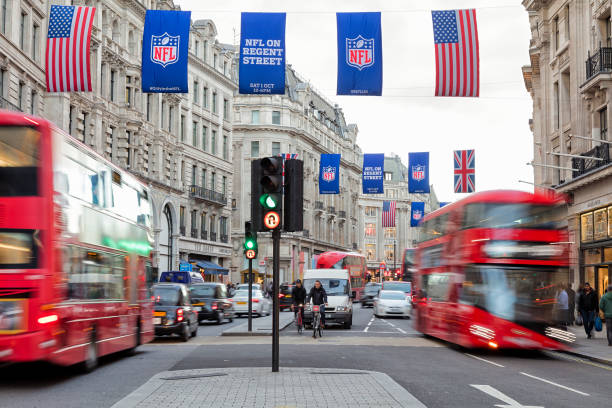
[201,169,206,188]
[32,23,39,61]
[180,114,185,142]
[210,215,216,239]
[180,160,185,182]
[223,135,228,160]
[272,142,280,156]
[365,223,376,237]
[69,105,75,134]
[212,92,217,113]
[195,40,199,57]
[607,17,612,47]
[251,110,260,124]
[20,12,26,51]
[565,5,570,41]
[600,107,608,141]
[18,83,24,110]
[553,82,559,130]
[161,100,166,128]
[191,210,197,237]
[202,126,208,151]
[365,206,377,217]
[223,99,229,119]
[201,212,207,237]
[211,172,216,191]
[385,244,394,262]
[203,87,208,108]
[110,70,116,101]
[0,69,5,98]
[213,53,218,68]
[179,206,185,235]
[272,110,281,125]
[553,16,559,51]
[193,80,199,103]
[126,130,132,167]
[191,165,197,186]
[594,208,607,241]
[384,172,393,181]
[203,40,208,61]
[109,126,115,160]
[251,141,259,157]
[192,121,198,147]
[169,106,174,132]
[29,91,35,114]
[384,228,397,239]
[211,130,217,155]
[366,244,376,261]
[223,61,228,75]
[125,76,132,106]
[0,0,6,34]
[581,212,594,242]
[146,94,152,122]
[222,176,227,196]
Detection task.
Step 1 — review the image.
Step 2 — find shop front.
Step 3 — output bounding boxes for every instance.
[580,208,612,300]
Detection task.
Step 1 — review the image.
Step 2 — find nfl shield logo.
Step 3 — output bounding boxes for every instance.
[151,32,180,67]
[412,165,425,181]
[413,210,423,221]
[346,35,375,70]
[322,166,336,182]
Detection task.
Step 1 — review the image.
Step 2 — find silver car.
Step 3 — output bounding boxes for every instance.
[231,289,271,317]
[374,290,411,318]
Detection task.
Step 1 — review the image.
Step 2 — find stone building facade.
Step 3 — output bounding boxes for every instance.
[358,154,439,277]
[231,65,363,285]
[523,0,612,298]
[0,0,236,280]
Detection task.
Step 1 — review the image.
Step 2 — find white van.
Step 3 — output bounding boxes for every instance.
[302,269,353,329]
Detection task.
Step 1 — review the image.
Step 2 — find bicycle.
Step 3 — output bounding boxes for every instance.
[292,304,304,334]
[312,304,324,338]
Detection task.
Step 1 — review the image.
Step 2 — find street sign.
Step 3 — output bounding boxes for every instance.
[264,211,281,229]
[259,260,266,266]
[245,249,257,259]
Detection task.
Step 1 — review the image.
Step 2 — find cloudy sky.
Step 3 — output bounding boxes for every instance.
[178,0,533,203]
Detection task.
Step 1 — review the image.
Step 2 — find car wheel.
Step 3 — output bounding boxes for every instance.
[78,333,98,373]
[344,315,353,329]
[181,324,190,342]
[191,323,198,337]
[216,311,224,325]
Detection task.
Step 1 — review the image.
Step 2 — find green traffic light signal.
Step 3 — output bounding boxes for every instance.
[259,193,279,209]
[245,239,256,250]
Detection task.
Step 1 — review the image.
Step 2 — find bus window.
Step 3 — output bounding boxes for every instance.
[0,126,40,196]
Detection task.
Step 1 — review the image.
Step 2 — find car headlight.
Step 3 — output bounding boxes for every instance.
[337,306,348,312]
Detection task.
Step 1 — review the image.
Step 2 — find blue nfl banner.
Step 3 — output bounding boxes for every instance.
[142,10,191,93]
[319,154,341,194]
[408,152,430,193]
[411,202,425,227]
[439,202,451,208]
[239,13,286,95]
[337,12,383,95]
[362,153,384,194]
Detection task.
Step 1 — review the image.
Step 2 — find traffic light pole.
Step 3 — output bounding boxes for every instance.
[248,258,253,332]
[272,227,280,372]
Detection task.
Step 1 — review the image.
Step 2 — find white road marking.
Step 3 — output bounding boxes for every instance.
[364,326,369,332]
[520,372,590,396]
[464,353,505,368]
[470,384,544,408]
[396,327,407,334]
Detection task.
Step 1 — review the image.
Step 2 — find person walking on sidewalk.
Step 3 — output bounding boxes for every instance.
[578,282,599,339]
[556,284,569,326]
[599,284,612,346]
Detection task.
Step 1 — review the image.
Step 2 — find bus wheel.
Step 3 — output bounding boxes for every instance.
[79,333,98,373]
[127,319,141,356]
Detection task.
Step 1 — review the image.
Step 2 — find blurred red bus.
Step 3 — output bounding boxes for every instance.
[400,248,416,284]
[0,110,154,370]
[316,252,366,301]
[413,190,574,350]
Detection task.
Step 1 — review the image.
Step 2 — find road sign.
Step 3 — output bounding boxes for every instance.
[245,249,257,259]
[259,260,266,266]
[264,211,281,229]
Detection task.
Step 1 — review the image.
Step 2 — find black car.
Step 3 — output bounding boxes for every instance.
[190,283,235,324]
[361,283,381,308]
[152,283,198,341]
[279,283,295,311]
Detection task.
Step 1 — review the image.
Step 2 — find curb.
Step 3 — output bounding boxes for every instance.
[561,349,612,367]
[220,317,294,337]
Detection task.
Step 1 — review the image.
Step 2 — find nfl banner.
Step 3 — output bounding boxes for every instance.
[319,154,341,194]
[142,10,190,93]
[439,202,451,208]
[336,12,383,95]
[411,202,425,227]
[408,152,430,193]
[239,13,286,95]
[362,153,384,194]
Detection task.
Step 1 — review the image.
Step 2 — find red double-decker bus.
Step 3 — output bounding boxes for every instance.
[0,110,154,370]
[413,190,574,350]
[316,251,367,300]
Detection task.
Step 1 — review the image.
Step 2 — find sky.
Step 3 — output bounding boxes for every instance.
[178,0,534,203]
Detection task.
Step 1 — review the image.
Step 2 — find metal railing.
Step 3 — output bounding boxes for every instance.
[327,206,336,214]
[180,225,186,236]
[191,229,198,238]
[201,230,208,240]
[210,232,217,241]
[315,201,324,210]
[586,47,612,80]
[220,234,228,243]
[188,185,226,206]
[572,144,611,178]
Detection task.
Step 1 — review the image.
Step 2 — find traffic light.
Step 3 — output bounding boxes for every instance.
[244,221,257,259]
[260,157,283,230]
[284,159,303,232]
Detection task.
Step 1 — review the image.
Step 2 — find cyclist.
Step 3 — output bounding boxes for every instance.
[291,279,307,325]
[306,280,328,329]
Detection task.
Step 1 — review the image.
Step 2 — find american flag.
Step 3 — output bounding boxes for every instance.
[454,149,475,193]
[46,5,96,92]
[382,201,396,228]
[432,9,479,97]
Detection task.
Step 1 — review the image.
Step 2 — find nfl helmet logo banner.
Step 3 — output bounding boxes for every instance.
[151,33,179,67]
[239,13,286,95]
[337,12,383,96]
[411,202,425,227]
[142,10,190,93]
[319,154,341,194]
[408,152,430,193]
[362,153,384,194]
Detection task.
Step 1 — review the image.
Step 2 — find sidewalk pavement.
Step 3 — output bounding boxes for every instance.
[564,324,612,366]
[111,367,427,408]
[222,311,295,336]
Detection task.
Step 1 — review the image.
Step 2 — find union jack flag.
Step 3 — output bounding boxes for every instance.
[382,201,396,228]
[278,153,298,187]
[454,149,475,193]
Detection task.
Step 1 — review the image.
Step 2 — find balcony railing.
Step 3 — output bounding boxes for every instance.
[315,201,324,210]
[188,185,226,206]
[210,232,217,242]
[586,47,612,81]
[180,225,186,236]
[338,210,346,218]
[572,144,611,178]
[0,96,23,112]
[220,234,228,243]
[201,230,208,240]
[190,229,198,238]
[303,229,310,238]
[327,206,336,214]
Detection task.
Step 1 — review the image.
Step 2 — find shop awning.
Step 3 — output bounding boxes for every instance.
[195,260,229,275]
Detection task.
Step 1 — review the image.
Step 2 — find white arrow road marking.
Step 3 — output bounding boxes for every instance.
[519,372,590,396]
[470,385,544,408]
[464,353,505,368]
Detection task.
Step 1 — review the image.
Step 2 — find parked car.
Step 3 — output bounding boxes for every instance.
[158,271,204,285]
[190,283,235,325]
[279,282,295,311]
[374,290,411,318]
[361,282,381,308]
[236,283,262,291]
[231,289,271,317]
[152,283,198,341]
[303,269,353,329]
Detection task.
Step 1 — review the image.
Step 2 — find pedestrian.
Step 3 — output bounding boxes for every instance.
[578,282,599,339]
[566,283,576,325]
[599,284,612,346]
[556,284,569,326]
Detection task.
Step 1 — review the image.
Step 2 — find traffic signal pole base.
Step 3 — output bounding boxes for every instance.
[272,228,280,372]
